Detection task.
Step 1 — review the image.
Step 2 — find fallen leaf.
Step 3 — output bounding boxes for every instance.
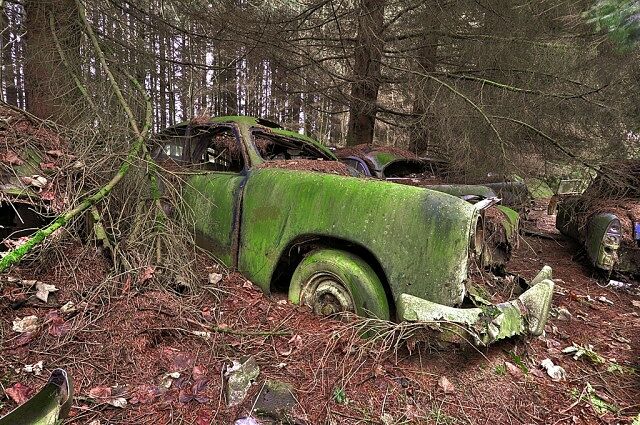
[45,150,64,157]
[39,162,57,170]
[171,352,194,371]
[46,311,70,337]
[129,385,165,405]
[60,301,77,314]
[6,383,34,404]
[23,360,44,376]
[2,151,23,165]
[40,190,56,201]
[192,365,207,380]
[89,386,112,399]
[505,361,522,377]
[540,358,566,381]
[438,376,455,394]
[108,397,127,408]
[122,276,132,293]
[35,282,58,302]
[597,296,614,305]
[288,334,302,347]
[20,175,47,189]
[196,409,214,425]
[12,315,40,333]
[160,372,181,389]
[374,364,385,377]
[138,266,155,283]
[208,273,222,285]
[4,237,30,250]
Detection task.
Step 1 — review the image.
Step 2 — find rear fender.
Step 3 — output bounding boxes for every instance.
[238,169,479,307]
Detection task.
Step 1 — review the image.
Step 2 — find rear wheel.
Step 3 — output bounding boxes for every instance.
[288,249,390,320]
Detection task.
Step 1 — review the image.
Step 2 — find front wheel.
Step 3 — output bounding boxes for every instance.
[288,249,390,320]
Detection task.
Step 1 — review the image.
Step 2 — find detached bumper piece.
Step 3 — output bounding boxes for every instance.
[0,369,73,425]
[397,267,555,346]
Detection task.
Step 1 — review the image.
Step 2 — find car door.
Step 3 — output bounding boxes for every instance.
[180,124,247,267]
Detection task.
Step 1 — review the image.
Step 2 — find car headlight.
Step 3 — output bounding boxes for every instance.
[604,219,622,248]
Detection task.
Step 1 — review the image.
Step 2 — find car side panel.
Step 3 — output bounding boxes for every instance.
[237,169,478,307]
[183,173,245,267]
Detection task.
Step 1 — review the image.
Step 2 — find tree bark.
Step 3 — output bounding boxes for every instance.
[346,0,386,146]
[24,0,81,122]
[409,5,441,153]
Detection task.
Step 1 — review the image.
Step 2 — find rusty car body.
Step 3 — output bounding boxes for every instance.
[335,145,520,270]
[554,163,640,274]
[153,116,555,345]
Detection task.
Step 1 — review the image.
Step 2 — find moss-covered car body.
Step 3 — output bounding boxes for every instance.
[335,146,520,269]
[555,164,640,274]
[153,117,554,345]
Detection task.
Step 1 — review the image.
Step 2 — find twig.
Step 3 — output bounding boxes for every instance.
[185,318,290,337]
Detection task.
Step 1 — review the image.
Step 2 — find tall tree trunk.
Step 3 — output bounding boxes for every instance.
[24,0,80,122]
[346,0,385,146]
[1,6,18,106]
[409,5,441,153]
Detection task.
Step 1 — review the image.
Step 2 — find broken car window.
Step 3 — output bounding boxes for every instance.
[191,127,244,173]
[252,131,332,161]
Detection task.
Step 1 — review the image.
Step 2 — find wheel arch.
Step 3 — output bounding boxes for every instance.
[269,234,396,317]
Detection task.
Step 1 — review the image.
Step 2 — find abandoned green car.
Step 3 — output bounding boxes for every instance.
[335,145,520,270]
[555,162,640,274]
[153,116,554,345]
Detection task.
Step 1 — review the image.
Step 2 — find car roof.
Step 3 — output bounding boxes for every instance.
[160,116,336,159]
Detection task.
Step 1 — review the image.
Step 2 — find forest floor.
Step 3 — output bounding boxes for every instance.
[1,201,639,425]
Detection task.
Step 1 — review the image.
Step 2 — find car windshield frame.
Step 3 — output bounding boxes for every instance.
[250,128,335,163]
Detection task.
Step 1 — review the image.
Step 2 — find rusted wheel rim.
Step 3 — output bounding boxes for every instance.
[300,272,355,316]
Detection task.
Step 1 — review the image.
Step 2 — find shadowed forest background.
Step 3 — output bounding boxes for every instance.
[2,0,638,180]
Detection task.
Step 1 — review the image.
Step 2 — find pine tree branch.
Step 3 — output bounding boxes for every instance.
[0,1,152,274]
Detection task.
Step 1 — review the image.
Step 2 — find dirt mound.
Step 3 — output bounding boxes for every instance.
[255,159,352,176]
[0,104,70,210]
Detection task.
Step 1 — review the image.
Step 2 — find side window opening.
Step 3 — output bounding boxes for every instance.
[152,130,188,164]
[192,127,244,173]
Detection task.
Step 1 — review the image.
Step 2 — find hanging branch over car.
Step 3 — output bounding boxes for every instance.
[0,1,152,274]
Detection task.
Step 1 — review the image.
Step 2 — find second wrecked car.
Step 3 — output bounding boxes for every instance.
[153,117,554,345]
[554,162,640,274]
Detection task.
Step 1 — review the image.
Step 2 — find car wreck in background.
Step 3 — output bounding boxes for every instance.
[554,162,640,274]
[153,116,555,346]
[335,144,520,270]
[0,106,71,252]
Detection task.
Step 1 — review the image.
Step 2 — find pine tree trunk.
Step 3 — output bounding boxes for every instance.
[346,0,386,146]
[23,0,81,122]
